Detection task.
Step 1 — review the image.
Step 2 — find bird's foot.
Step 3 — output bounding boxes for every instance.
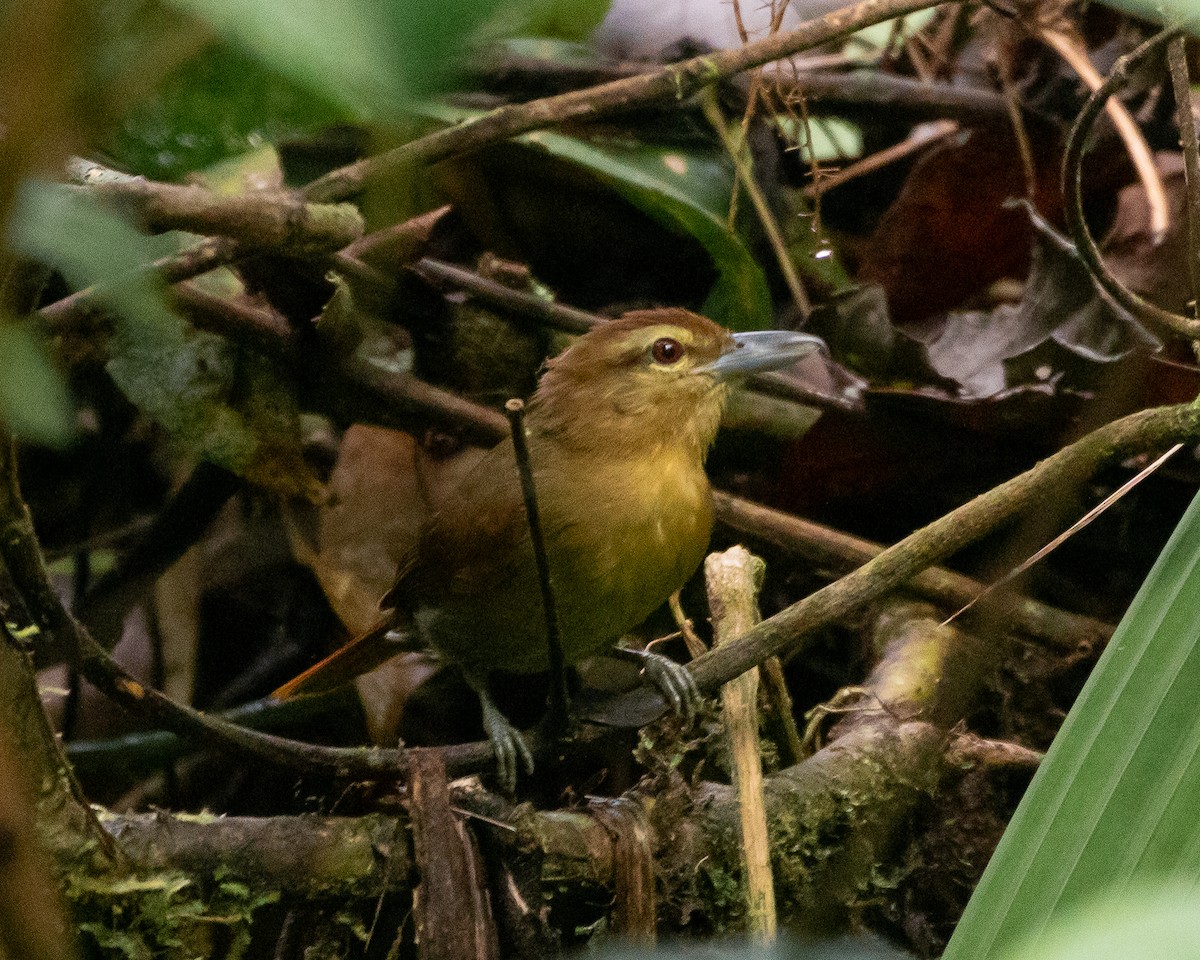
[478,689,535,793]
[615,647,701,721]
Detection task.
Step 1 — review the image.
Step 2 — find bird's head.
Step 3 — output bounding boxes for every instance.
[530,308,824,459]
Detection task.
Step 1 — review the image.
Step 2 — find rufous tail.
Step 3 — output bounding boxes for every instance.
[271,618,422,699]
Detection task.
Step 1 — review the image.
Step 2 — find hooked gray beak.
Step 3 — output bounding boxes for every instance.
[697,330,825,380]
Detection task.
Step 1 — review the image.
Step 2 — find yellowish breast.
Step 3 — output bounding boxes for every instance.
[543,445,714,660]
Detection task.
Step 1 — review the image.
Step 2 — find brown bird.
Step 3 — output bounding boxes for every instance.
[276,308,823,788]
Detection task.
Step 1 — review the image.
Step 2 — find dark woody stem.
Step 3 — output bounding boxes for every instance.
[505,399,570,727]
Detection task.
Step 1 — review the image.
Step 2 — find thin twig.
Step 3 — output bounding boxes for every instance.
[759,656,805,767]
[701,89,812,317]
[1166,37,1200,319]
[801,118,957,199]
[413,259,595,335]
[1061,26,1200,341]
[505,399,569,726]
[668,591,708,660]
[996,57,1038,200]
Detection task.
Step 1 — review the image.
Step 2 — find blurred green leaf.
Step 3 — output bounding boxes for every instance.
[472,0,612,44]
[106,44,351,182]
[994,885,1200,960]
[0,323,74,447]
[775,116,863,165]
[9,183,317,496]
[10,183,180,332]
[163,0,505,117]
[945,484,1200,959]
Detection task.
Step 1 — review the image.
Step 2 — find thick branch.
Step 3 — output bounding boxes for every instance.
[70,160,364,254]
[102,810,409,897]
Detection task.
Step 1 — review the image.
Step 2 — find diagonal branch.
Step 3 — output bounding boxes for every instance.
[301,0,953,203]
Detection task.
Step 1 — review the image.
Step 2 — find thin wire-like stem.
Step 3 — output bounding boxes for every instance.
[1167,36,1200,319]
[1061,26,1200,341]
[504,399,569,726]
[1044,26,1169,242]
[942,443,1183,626]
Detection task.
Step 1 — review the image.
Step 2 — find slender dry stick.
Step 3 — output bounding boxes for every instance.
[997,58,1038,200]
[706,546,776,943]
[668,591,708,660]
[801,119,957,199]
[505,399,569,727]
[1062,26,1200,341]
[1166,37,1200,317]
[759,656,805,767]
[413,259,595,335]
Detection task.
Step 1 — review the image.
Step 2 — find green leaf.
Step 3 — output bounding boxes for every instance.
[163,0,505,117]
[416,101,770,329]
[945,483,1200,959]
[0,323,74,447]
[10,183,180,331]
[994,885,1200,960]
[472,0,612,44]
[517,129,772,330]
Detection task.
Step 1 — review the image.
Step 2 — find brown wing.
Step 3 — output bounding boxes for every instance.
[380,437,529,611]
[276,439,527,699]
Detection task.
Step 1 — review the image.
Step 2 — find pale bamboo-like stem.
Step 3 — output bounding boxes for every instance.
[706,546,776,942]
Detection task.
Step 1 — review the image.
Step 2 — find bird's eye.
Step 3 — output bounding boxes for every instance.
[651,337,685,364]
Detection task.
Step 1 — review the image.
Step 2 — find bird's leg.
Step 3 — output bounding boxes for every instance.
[610,645,702,721]
[465,671,535,793]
